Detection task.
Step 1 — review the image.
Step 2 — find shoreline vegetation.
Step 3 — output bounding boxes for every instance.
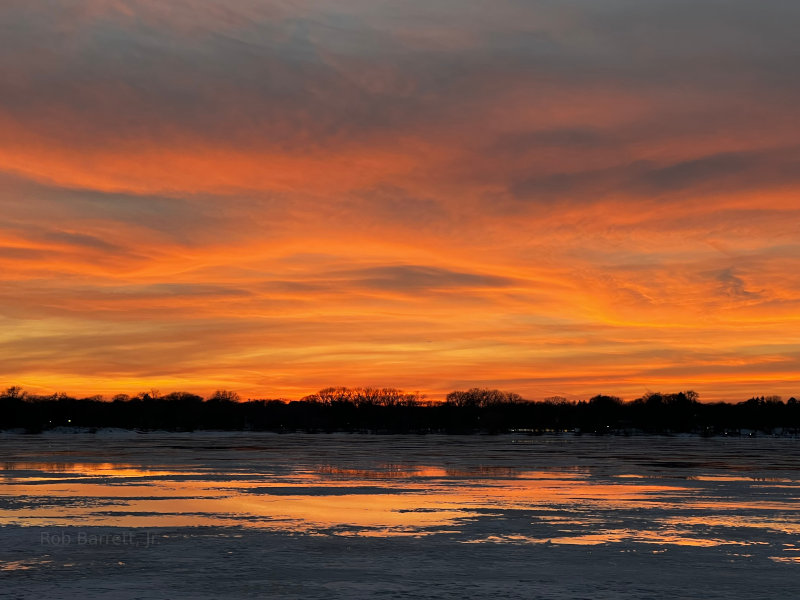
[2,386,799,436]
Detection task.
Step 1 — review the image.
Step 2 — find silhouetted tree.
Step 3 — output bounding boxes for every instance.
[208,390,241,403]
[2,386,27,400]
[1,386,798,435]
[543,396,571,406]
[446,388,524,408]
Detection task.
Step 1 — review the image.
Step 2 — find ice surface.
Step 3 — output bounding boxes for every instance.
[1,432,798,598]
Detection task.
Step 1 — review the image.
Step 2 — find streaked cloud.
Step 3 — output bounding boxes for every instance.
[0,0,798,400]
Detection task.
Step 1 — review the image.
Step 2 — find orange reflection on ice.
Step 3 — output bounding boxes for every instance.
[0,462,686,534]
[1,462,189,481]
[465,531,761,547]
[315,465,450,479]
[0,559,54,571]
[662,516,800,536]
[2,460,799,547]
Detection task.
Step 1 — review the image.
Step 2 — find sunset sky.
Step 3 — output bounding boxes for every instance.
[1,0,799,401]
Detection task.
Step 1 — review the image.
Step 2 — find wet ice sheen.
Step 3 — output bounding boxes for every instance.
[1,432,798,598]
[2,432,798,544]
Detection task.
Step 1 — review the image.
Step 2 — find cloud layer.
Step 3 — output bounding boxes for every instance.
[1,1,798,400]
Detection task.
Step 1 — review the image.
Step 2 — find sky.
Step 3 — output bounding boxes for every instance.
[1,0,799,402]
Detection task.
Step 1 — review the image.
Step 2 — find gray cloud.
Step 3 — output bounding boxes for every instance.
[1,0,798,157]
[509,147,800,202]
[111,283,253,298]
[40,230,125,253]
[0,172,289,247]
[715,268,760,299]
[340,265,516,292]
[0,246,48,260]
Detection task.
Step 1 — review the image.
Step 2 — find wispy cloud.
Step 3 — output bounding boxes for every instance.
[0,1,798,400]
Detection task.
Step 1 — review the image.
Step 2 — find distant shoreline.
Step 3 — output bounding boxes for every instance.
[3,387,798,436]
[2,426,798,438]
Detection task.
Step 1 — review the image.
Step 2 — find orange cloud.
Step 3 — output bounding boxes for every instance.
[1,1,799,402]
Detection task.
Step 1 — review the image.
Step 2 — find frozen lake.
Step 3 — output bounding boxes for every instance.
[1,432,798,598]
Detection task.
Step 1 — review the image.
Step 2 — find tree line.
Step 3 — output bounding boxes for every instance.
[1,386,799,435]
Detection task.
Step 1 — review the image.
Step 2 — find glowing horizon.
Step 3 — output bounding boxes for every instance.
[1,1,799,402]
